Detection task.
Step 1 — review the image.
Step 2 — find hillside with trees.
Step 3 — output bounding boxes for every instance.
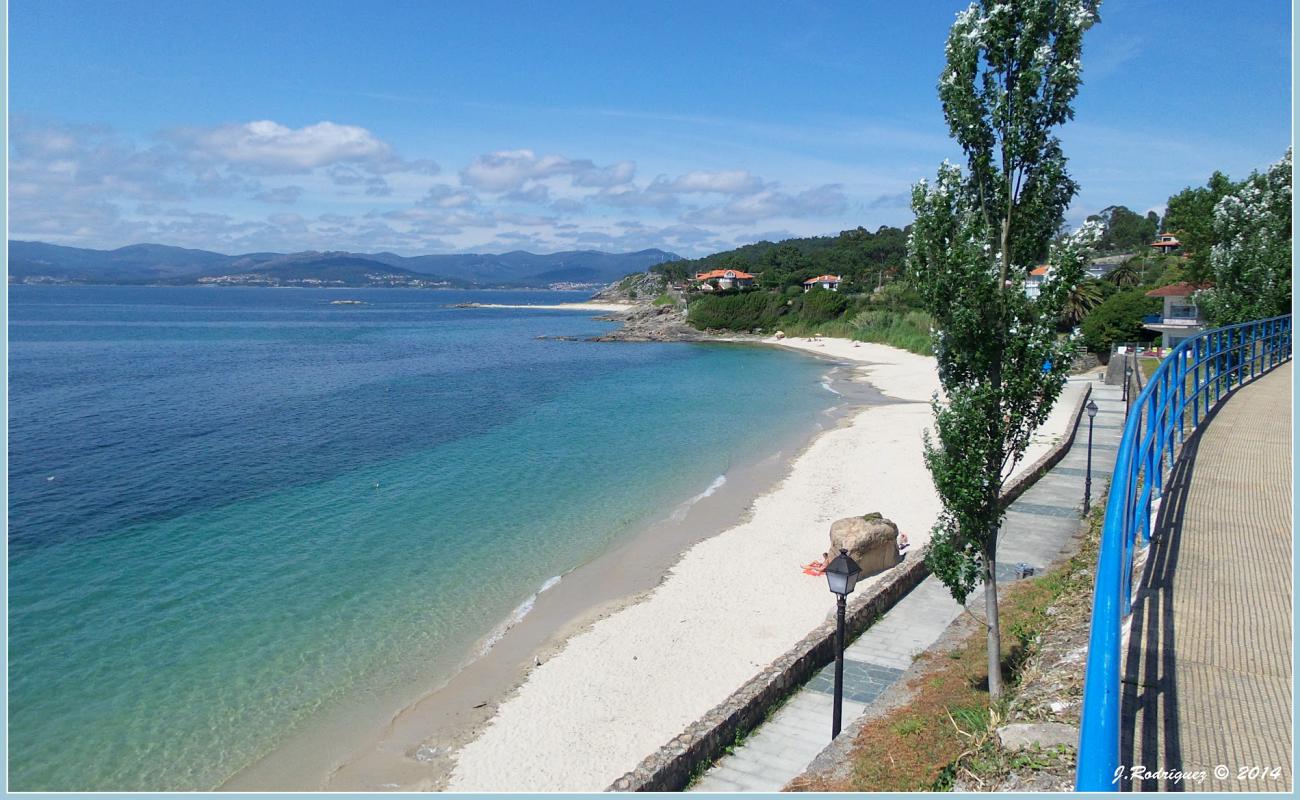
[641,146,1290,360]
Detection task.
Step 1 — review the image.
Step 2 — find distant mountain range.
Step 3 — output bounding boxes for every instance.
[7,241,683,289]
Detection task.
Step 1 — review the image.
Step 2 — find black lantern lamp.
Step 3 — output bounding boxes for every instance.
[824,548,862,738]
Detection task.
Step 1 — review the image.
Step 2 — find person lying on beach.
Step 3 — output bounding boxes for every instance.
[801,553,829,576]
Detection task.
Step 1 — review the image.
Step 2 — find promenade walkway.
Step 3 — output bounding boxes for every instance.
[1120,362,1292,792]
[691,376,1124,792]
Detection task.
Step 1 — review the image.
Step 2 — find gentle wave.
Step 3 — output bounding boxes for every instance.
[670,474,727,522]
[820,377,842,395]
[476,575,563,657]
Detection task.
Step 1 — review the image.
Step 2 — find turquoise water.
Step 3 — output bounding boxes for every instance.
[7,286,835,790]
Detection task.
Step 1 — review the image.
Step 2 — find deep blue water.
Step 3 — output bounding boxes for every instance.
[7,286,834,790]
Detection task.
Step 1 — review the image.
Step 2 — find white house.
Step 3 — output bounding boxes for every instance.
[1025,264,1050,298]
[694,269,755,291]
[1143,282,1209,348]
[802,274,842,292]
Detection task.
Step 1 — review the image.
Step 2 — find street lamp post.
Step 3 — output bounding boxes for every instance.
[1123,357,1133,416]
[824,548,862,738]
[1083,399,1098,513]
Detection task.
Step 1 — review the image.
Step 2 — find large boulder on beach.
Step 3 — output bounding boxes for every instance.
[829,513,902,578]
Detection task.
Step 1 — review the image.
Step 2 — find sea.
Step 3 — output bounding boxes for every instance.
[6,285,839,791]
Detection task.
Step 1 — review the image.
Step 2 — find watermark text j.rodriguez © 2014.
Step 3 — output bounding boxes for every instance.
[1114,765,1285,785]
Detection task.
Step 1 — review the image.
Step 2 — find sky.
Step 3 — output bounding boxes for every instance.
[8,0,1293,258]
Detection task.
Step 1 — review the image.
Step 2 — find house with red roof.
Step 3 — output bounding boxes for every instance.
[1025,264,1051,298]
[802,274,842,292]
[1150,233,1182,254]
[694,268,755,291]
[1143,282,1211,348]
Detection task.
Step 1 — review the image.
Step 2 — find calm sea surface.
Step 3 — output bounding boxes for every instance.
[7,285,834,790]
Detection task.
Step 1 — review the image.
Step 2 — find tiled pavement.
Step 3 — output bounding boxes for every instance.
[1120,363,1292,792]
[691,376,1125,792]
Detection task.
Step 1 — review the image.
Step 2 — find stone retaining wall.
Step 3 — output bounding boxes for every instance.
[607,383,1094,792]
[999,383,1092,511]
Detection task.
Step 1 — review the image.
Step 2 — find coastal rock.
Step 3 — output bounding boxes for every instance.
[774,330,786,339]
[828,513,902,578]
[589,303,705,342]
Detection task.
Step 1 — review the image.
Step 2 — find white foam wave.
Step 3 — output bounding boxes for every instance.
[671,474,727,522]
[821,377,843,395]
[476,575,562,657]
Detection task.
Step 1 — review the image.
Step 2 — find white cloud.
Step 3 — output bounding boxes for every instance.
[459,149,636,192]
[179,120,398,173]
[651,169,764,194]
[421,184,479,208]
[687,184,849,224]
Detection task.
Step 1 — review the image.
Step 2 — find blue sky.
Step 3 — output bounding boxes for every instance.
[9,0,1292,257]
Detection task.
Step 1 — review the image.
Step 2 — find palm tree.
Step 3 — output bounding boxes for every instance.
[1105,258,1142,288]
[1062,277,1103,326]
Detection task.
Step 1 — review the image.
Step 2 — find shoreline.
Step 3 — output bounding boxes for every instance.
[440,339,946,791]
[225,319,1085,792]
[221,342,880,792]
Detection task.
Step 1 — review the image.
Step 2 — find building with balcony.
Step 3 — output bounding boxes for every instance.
[1150,233,1182,254]
[1143,282,1211,348]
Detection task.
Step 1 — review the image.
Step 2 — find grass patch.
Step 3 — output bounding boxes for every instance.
[776,310,933,356]
[790,504,1103,792]
[652,293,676,306]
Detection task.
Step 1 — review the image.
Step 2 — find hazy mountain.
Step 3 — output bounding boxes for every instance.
[7,241,683,287]
[8,241,235,281]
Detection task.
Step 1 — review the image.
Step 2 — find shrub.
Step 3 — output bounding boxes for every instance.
[687,291,789,330]
[1080,288,1160,354]
[801,288,850,323]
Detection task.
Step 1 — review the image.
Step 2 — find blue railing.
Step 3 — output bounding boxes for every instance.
[1075,314,1293,791]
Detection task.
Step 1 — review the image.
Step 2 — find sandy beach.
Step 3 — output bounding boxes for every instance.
[438,337,1086,792]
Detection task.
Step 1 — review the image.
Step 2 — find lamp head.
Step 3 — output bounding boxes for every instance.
[1086,399,1098,419]
[824,548,862,597]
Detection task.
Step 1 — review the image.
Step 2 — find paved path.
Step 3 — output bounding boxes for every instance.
[1121,362,1292,792]
[691,377,1124,792]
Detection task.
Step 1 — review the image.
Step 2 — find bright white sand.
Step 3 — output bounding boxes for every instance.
[446,337,1086,791]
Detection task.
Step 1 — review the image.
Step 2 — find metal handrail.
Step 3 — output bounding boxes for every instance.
[1075,314,1293,791]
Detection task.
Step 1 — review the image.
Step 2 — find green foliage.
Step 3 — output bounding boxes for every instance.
[651,293,675,306]
[911,0,1096,699]
[1087,205,1160,253]
[849,309,934,355]
[1197,149,1293,325]
[1061,277,1103,326]
[800,288,850,323]
[653,226,908,291]
[1104,257,1142,288]
[1162,170,1240,283]
[1079,288,1159,354]
[686,291,789,330]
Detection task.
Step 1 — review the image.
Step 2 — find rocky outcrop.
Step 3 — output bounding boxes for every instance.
[590,303,706,342]
[828,513,903,578]
[590,271,668,304]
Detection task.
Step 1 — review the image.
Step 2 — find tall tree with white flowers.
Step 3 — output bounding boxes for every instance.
[1196,149,1293,326]
[908,0,1098,698]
